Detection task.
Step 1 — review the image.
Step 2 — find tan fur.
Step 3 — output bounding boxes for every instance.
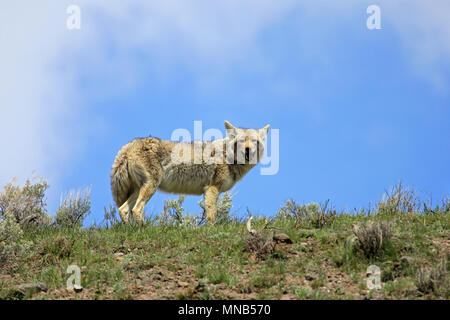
[110,121,269,224]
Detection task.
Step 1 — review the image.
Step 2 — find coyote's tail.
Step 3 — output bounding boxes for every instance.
[111,143,148,208]
[110,152,132,208]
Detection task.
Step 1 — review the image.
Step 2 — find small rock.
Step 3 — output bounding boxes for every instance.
[273,232,293,244]
[114,252,124,261]
[400,256,415,265]
[195,282,206,291]
[68,285,83,293]
[178,281,189,287]
[15,283,47,296]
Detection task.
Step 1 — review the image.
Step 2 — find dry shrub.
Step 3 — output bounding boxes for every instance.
[415,258,448,295]
[351,221,393,257]
[0,176,51,228]
[309,200,337,228]
[377,182,420,215]
[159,195,188,226]
[55,187,91,228]
[158,192,234,227]
[0,215,32,269]
[103,204,120,228]
[0,176,49,269]
[277,199,336,228]
[244,233,276,260]
[243,216,276,260]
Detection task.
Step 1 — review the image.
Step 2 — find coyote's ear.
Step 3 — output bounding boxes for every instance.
[260,124,270,136]
[224,120,236,131]
[224,120,237,137]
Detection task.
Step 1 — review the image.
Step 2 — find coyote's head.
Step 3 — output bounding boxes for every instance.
[225,120,270,165]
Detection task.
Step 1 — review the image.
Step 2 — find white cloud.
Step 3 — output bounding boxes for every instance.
[0,2,80,185]
[0,0,298,182]
[383,0,450,92]
[0,0,448,191]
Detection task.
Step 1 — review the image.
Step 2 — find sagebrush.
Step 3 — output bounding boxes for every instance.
[277,200,336,228]
[0,176,51,228]
[55,187,91,228]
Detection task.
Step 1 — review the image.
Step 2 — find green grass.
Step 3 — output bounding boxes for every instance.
[0,210,448,300]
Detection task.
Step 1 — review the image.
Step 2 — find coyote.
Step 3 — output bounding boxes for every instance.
[110,121,269,224]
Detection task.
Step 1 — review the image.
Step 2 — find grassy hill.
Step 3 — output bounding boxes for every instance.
[0,179,448,300]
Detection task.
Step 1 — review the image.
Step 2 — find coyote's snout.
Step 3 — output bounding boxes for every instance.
[110,121,269,224]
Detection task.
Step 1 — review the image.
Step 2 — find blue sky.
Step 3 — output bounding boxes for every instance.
[1,1,449,225]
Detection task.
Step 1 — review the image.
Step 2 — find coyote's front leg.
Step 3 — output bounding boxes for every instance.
[204,185,219,224]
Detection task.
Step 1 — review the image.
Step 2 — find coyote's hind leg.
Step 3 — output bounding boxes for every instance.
[118,190,139,223]
[132,180,158,223]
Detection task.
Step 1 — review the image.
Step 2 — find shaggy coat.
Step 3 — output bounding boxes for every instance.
[110,121,269,223]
